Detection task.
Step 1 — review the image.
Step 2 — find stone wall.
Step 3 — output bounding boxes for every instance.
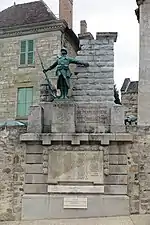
[1,127,150,220]
[138,0,150,125]
[67,32,118,132]
[121,92,138,117]
[73,32,117,103]
[127,127,150,214]
[64,33,77,58]
[0,126,26,221]
[121,79,138,117]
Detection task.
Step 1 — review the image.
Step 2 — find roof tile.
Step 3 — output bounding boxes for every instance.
[121,78,130,92]
[127,81,138,93]
[0,1,57,28]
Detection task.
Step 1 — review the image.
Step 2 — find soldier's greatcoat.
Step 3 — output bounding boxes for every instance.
[49,56,82,90]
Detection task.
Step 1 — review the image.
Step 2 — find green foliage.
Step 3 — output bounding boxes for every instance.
[114,84,121,105]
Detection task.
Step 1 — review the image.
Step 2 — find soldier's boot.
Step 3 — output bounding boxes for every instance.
[65,87,69,99]
[60,89,65,99]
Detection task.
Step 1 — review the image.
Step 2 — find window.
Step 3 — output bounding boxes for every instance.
[17,87,33,117]
[20,40,34,65]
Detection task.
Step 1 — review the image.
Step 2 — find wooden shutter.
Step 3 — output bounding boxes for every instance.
[20,40,34,65]
[17,88,26,116]
[27,40,34,64]
[20,41,26,65]
[25,87,33,115]
[17,87,33,117]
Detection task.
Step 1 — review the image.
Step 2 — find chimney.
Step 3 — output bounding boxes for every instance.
[59,0,73,29]
[78,20,94,40]
[80,20,87,34]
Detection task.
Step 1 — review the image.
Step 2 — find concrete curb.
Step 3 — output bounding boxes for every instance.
[0,215,150,225]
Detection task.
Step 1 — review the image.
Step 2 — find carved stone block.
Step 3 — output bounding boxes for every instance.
[27,105,44,133]
[48,151,103,184]
[110,105,125,133]
[51,101,75,133]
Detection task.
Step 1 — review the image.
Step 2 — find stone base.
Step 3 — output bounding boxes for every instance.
[110,105,125,133]
[51,101,75,133]
[4,215,150,225]
[27,105,44,133]
[20,133,133,145]
[40,102,112,133]
[22,194,129,220]
[75,103,111,133]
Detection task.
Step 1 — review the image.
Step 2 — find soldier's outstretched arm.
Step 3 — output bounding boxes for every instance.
[43,60,58,73]
[69,58,89,67]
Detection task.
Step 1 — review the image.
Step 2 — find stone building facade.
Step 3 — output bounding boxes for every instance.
[121,78,138,117]
[0,0,79,122]
[136,0,150,125]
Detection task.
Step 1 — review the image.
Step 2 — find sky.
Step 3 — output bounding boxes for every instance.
[0,0,139,90]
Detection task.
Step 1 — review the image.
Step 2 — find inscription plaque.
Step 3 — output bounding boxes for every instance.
[64,197,87,209]
[48,151,103,184]
[48,185,104,193]
[76,104,109,124]
[75,103,110,132]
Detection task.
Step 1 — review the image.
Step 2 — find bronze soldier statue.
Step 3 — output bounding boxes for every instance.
[43,47,89,99]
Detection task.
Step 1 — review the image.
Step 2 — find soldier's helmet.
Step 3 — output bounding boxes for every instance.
[61,47,68,54]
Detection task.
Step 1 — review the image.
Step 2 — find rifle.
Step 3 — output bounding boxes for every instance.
[36,48,56,98]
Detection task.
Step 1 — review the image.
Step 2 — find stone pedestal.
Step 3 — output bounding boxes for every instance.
[20,31,133,221]
[27,105,44,133]
[111,105,125,133]
[22,194,129,220]
[75,103,111,133]
[20,133,133,220]
[51,101,75,133]
[47,150,105,217]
